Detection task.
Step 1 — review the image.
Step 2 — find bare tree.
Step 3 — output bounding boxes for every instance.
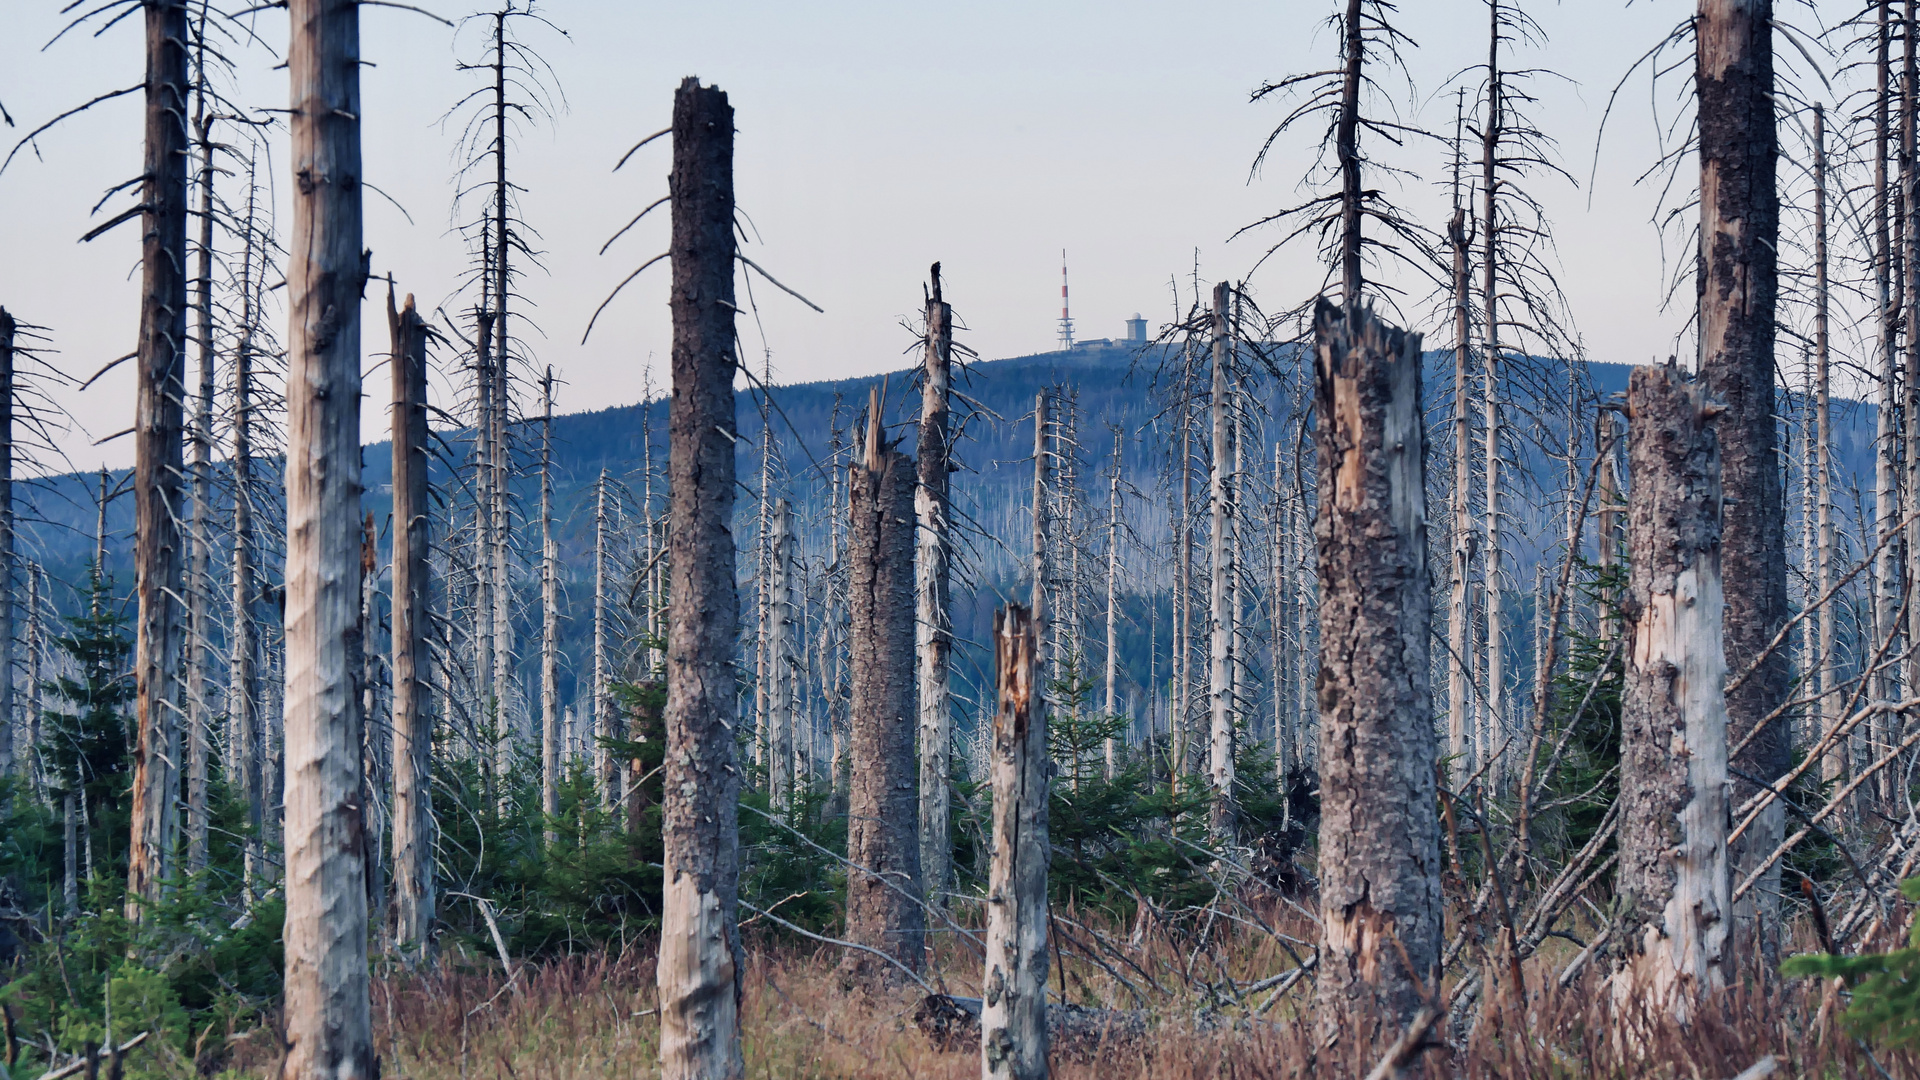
[656,77,744,1080]
[126,0,191,923]
[390,289,435,962]
[981,603,1048,1080]
[1310,300,1439,1049]
[842,390,925,979]
[1613,363,1730,1018]
[540,366,559,842]
[1207,281,1237,842]
[917,262,954,904]
[280,0,373,1073]
[1697,0,1787,959]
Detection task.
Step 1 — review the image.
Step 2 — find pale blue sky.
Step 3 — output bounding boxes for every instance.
[0,1,1831,473]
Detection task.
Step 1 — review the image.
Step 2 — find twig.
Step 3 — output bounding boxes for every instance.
[33,1031,149,1080]
[1360,1005,1442,1080]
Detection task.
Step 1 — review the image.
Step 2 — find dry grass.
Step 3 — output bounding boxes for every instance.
[205,907,1920,1078]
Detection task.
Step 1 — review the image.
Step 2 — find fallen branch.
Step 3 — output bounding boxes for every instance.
[1361,1005,1443,1080]
[34,1031,150,1080]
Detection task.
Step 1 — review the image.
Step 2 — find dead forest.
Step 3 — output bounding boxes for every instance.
[10,0,1920,1077]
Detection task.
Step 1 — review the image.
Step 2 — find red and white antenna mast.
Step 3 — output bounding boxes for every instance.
[1058,250,1075,350]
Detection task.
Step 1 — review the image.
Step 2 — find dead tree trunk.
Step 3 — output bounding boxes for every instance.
[232,288,263,903]
[917,264,954,907]
[1310,300,1440,1048]
[127,0,192,922]
[389,291,435,962]
[1812,105,1840,792]
[657,76,744,1080]
[541,367,559,842]
[281,0,373,1073]
[1208,282,1236,842]
[769,498,795,810]
[1104,428,1123,780]
[1698,0,1786,960]
[1597,410,1622,644]
[843,392,925,979]
[0,309,12,782]
[184,95,217,877]
[1447,197,1474,789]
[592,471,619,807]
[1613,363,1730,1018]
[981,603,1048,1080]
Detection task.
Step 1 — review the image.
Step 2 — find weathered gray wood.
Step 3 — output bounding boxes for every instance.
[1447,196,1474,788]
[1813,105,1840,794]
[541,367,559,843]
[127,0,191,922]
[657,76,744,1080]
[282,0,373,1073]
[843,390,925,979]
[185,95,217,876]
[231,248,264,902]
[0,308,12,781]
[981,603,1048,1080]
[769,498,795,809]
[918,264,954,906]
[1310,299,1440,1050]
[1207,282,1236,842]
[389,291,435,962]
[1699,0,1787,959]
[1613,363,1730,1018]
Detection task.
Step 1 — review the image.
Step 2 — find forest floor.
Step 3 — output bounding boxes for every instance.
[200,906,1920,1079]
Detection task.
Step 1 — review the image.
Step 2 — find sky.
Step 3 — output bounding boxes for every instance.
[0,0,1848,475]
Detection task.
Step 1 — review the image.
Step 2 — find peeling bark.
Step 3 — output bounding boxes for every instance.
[1310,300,1440,1049]
[1613,363,1730,1018]
[657,77,744,1080]
[981,603,1048,1080]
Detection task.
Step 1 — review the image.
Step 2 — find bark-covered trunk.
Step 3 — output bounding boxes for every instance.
[918,266,954,906]
[1901,0,1919,815]
[1697,0,1785,960]
[127,0,191,921]
[1310,300,1440,1048]
[657,77,744,1080]
[281,0,372,1073]
[390,291,435,961]
[1872,0,1897,806]
[1208,282,1236,842]
[1613,363,1730,1018]
[981,603,1048,1080]
[843,396,925,979]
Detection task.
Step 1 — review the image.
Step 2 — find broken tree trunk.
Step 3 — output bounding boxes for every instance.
[1310,300,1441,1050]
[917,263,954,908]
[1613,363,1731,1020]
[127,0,192,922]
[282,0,374,1073]
[390,291,435,962]
[982,603,1048,1080]
[843,390,926,980]
[657,76,745,1080]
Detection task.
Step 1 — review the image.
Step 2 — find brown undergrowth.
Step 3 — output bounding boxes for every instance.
[210,908,1920,1078]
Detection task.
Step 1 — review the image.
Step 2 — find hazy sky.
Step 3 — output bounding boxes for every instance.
[0,1,1846,475]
